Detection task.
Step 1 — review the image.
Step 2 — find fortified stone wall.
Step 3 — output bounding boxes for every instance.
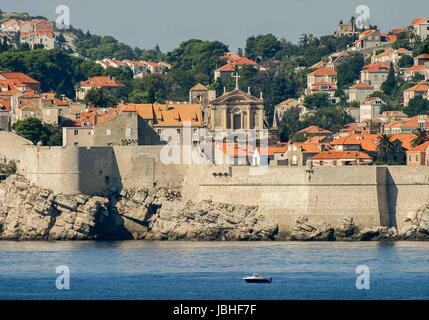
[182,165,392,231]
[1,132,429,232]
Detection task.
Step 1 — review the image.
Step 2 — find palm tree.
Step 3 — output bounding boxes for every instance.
[376,134,396,164]
[411,128,428,147]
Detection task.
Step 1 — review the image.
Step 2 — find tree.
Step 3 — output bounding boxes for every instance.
[376,134,396,164]
[245,34,281,61]
[303,93,330,109]
[11,118,61,146]
[397,55,414,68]
[411,128,428,147]
[381,63,397,96]
[84,88,117,107]
[301,107,353,133]
[337,53,364,89]
[404,96,429,116]
[279,109,303,141]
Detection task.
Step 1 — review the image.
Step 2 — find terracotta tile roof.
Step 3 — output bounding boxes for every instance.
[311,151,371,160]
[404,82,429,93]
[0,72,40,85]
[362,62,390,73]
[391,28,409,35]
[408,141,429,152]
[298,125,332,135]
[331,134,379,152]
[390,133,421,150]
[350,82,373,89]
[406,65,427,72]
[415,53,429,59]
[257,145,288,156]
[397,48,412,54]
[19,101,39,111]
[215,64,235,72]
[215,142,254,157]
[412,18,428,26]
[311,81,337,91]
[307,68,337,76]
[80,76,125,88]
[119,103,203,127]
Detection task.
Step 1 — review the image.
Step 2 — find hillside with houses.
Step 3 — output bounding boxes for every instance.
[0,10,428,168]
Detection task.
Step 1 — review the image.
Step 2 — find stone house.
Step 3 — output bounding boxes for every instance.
[0,72,41,92]
[360,97,386,122]
[403,82,429,106]
[189,83,216,106]
[348,82,374,103]
[306,68,337,96]
[76,76,125,101]
[407,141,429,166]
[310,151,373,166]
[412,18,429,41]
[360,62,390,91]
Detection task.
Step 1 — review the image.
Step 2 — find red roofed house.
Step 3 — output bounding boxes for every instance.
[348,82,374,103]
[287,141,329,166]
[407,141,429,166]
[360,62,390,91]
[414,53,429,66]
[19,19,56,49]
[403,82,429,106]
[297,125,333,138]
[310,151,372,166]
[351,29,395,50]
[384,115,429,134]
[76,76,125,101]
[404,65,429,81]
[306,68,337,97]
[214,53,258,81]
[0,72,41,92]
[412,18,429,41]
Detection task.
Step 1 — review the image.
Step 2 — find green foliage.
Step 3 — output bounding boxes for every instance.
[404,96,429,116]
[301,107,353,133]
[337,53,364,89]
[392,32,412,50]
[0,49,104,97]
[84,88,117,107]
[381,63,398,96]
[304,93,330,109]
[0,160,17,175]
[279,109,302,142]
[376,134,396,164]
[166,39,228,81]
[12,118,62,146]
[245,34,281,61]
[411,128,429,147]
[397,55,414,68]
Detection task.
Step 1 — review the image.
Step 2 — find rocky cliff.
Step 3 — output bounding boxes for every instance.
[0,175,278,241]
[1,175,429,241]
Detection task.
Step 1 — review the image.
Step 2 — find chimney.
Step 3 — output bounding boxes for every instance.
[260,92,264,100]
[247,87,251,95]
[223,87,227,95]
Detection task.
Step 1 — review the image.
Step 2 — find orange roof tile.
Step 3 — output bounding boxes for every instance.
[350,82,374,89]
[311,151,371,160]
[406,65,427,72]
[80,76,125,88]
[298,125,332,135]
[307,68,337,76]
[0,72,40,85]
[404,82,429,93]
[408,141,429,152]
[215,64,235,72]
[412,18,428,26]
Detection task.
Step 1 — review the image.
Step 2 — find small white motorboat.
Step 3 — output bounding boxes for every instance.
[243,274,272,283]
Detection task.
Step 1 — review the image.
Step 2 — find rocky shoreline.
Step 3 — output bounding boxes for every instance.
[1,175,428,241]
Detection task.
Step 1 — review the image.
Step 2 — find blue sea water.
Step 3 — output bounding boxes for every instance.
[0,241,428,300]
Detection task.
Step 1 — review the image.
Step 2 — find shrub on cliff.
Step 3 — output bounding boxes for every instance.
[12,118,62,146]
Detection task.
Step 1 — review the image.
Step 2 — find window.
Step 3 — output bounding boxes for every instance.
[106,129,112,136]
[74,130,79,136]
[74,142,78,146]
[177,129,181,134]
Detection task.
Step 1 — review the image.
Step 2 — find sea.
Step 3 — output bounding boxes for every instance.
[0,241,428,300]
